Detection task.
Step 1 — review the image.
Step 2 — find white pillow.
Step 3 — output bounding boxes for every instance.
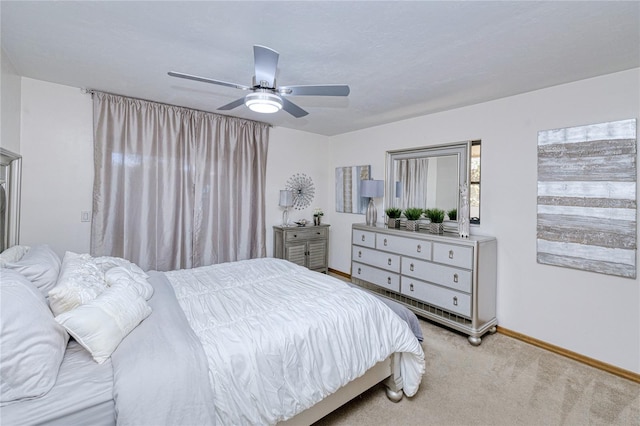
[0,269,69,404]
[48,252,107,316]
[104,266,154,300]
[55,281,152,364]
[0,245,30,267]
[92,255,149,280]
[5,244,61,297]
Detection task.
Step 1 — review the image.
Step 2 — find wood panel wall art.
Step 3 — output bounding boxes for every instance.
[537,119,637,278]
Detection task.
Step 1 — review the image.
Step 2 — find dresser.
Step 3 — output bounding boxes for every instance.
[273,224,329,273]
[351,223,497,345]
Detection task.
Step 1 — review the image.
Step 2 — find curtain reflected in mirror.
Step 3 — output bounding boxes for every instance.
[394,156,458,212]
[335,165,370,214]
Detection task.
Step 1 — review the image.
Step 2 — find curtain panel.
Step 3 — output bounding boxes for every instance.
[91,92,269,271]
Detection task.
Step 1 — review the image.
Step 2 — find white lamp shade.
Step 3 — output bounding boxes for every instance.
[361,180,384,198]
[279,190,293,207]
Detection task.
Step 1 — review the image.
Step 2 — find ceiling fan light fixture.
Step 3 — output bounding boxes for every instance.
[245,92,283,113]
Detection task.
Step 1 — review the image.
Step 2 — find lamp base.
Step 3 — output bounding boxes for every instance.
[281,208,290,226]
[365,198,377,226]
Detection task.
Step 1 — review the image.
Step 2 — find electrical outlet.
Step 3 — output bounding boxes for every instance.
[81,211,91,222]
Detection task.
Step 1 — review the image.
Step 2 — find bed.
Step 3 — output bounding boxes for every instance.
[0,244,425,425]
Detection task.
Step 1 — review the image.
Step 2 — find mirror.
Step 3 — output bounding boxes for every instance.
[335,165,371,214]
[0,148,22,251]
[385,141,478,231]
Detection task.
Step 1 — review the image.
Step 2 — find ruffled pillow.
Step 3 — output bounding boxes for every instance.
[0,245,30,267]
[4,244,61,297]
[55,281,152,364]
[0,269,69,404]
[48,252,107,316]
[105,266,154,300]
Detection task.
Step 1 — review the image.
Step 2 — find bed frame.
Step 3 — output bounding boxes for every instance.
[281,353,403,425]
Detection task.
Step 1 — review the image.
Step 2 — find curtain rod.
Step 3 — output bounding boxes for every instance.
[79,87,272,128]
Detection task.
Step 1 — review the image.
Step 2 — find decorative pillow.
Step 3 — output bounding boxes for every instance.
[0,269,69,405]
[92,255,149,280]
[105,266,154,300]
[55,281,152,364]
[5,244,61,297]
[0,245,30,267]
[48,252,107,316]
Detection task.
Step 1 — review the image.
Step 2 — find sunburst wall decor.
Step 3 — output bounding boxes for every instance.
[286,173,315,210]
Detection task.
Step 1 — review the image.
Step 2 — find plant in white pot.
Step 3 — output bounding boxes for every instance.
[425,208,445,234]
[403,207,423,231]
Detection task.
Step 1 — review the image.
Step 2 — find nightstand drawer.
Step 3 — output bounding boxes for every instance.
[352,246,400,273]
[352,229,376,248]
[401,257,471,293]
[433,242,473,269]
[352,262,400,292]
[400,277,471,318]
[286,227,327,241]
[375,233,431,260]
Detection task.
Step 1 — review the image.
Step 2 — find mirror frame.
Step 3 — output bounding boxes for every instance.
[385,141,471,233]
[0,148,22,250]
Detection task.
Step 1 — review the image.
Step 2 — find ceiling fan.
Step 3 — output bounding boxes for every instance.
[168,45,350,118]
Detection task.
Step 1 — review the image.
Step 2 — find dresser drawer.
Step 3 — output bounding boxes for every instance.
[352,246,400,273]
[432,242,473,269]
[352,229,376,248]
[352,262,400,292]
[401,257,471,293]
[400,277,471,318]
[286,227,327,241]
[375,233,431,260]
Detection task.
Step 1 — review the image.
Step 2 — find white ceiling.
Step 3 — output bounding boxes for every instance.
[2,1,639,136]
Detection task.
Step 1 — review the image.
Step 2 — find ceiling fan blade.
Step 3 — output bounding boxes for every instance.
[281,98,308,118]
[253,45,279,87]
[168,71,250,91]
[217,97,246,111]
[279,84,350,97]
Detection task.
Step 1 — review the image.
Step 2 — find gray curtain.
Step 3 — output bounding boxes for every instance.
[395,158,429,209]
[91,92,269,271]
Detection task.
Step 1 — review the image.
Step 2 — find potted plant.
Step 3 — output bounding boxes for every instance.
[425,208,445,234]
[403,207,423,231]
[385,207,402,228]
[447,208,457,221]
[313,208,324,226]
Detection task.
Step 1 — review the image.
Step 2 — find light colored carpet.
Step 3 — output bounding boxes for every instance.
[313,319,640,426]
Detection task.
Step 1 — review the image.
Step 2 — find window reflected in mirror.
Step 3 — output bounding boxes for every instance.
[470,140,481,224]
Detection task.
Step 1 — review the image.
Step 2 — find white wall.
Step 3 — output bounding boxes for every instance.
[18,78,331,259]
[1,48,22,153]
[20,78,93,255]
[328,69,640,374]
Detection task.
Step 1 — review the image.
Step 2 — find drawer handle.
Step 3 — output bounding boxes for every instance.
[293,234,298,238]
[453,273,458,283]
[387,277,392,285]
[416,244,421,253]
[384,238,388,246]
[361,235,365,242]
[453,296,458,306]
[410,263,414,272]
[357,267,361,274]
[388,258,392,266]
[358,251,362,258]
[449,250,454,259]
[316,232,321,235]
[410,283,414,291]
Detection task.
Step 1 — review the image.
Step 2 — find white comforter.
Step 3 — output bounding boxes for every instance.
[165,258,425,425]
